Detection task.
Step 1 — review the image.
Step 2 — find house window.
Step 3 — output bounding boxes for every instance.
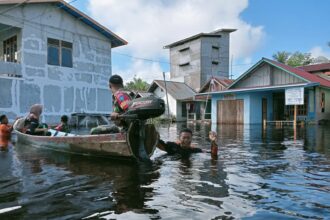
[47,38,72,67]
[3,35,17,63]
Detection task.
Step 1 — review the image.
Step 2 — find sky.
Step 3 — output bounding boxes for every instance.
[68,0,330,83]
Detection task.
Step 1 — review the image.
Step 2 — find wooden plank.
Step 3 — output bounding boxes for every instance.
[217,99,244,124]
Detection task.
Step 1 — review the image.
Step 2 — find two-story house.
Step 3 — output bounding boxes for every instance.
[0,0,127,123]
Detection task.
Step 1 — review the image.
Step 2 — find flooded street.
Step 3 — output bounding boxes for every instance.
[0,124,330,219]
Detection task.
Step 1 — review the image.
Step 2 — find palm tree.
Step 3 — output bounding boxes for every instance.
[272,51,290,64]
[125,77,149,91]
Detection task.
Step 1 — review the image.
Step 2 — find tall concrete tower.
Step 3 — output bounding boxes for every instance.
[164,29,236,91]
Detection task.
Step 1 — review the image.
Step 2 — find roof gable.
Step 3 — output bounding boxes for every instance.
[265,58,330,88]
[148,80,196,100]
[229,58,330,89]
[0,0,127,48]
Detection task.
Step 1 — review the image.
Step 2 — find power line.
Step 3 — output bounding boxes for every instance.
[0,2,253,73]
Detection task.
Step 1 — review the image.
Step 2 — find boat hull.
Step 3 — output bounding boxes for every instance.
[15,124,159,160]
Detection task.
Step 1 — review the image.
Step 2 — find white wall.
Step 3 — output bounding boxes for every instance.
[153,87,177,118]
[0,3,115,123]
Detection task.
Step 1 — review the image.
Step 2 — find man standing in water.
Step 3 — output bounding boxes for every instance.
[157,128,218,157]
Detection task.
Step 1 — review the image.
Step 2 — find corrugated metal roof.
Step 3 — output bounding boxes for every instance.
[148,80,196,100]
[200,82,319,95]
[298,63,330,73]
[229,58,330,89]
[163,29,236,49]
[265,58,330,88]
[198,77,233,93]
[0,0,127,48]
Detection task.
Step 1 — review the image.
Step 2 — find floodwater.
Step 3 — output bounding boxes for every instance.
[0,124,330,219]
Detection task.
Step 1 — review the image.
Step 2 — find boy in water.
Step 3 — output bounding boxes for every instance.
[157,128,218,157]
[0,115,13,150]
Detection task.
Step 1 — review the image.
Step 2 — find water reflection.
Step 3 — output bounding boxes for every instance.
[3,144,161,219]
[0,124,329,219]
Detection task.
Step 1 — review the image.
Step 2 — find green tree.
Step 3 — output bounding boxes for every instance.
[124,77,150,91]
[272,51,290,64]
[273,51,313,67]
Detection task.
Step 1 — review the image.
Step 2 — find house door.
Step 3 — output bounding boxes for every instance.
[273,93,285,120]
[262,98,267,122]
[217,100,244,124]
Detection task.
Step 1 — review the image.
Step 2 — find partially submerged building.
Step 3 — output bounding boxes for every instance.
[0,0,127,123]
[186,77,233,121]
[206,58,330,124]
[148,29,235,121]
[147,80,196,121]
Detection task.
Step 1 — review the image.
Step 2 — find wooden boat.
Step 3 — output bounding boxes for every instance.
[14,123,159,160]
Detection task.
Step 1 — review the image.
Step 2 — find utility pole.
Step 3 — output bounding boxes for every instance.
[163,72,171,121]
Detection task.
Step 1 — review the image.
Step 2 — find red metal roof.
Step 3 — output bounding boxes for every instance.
[264,58,330,88]
[298,63,330,73]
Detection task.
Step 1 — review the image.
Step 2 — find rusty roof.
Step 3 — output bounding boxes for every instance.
[198,77,234,93]
[298,62,330,73]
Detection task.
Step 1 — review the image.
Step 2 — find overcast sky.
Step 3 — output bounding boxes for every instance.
[69,0,330,83]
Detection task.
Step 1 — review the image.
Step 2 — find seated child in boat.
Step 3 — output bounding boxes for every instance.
[55,115,71,133]
[0,114,13,150]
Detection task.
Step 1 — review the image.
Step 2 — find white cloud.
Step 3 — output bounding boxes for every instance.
[309,46,330,59]
[113,60,169,84]
[87,0,265,82]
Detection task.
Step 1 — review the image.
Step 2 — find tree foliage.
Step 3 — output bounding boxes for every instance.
[272,51,314,67]
[124,77,150,91]
[272,51,290,64]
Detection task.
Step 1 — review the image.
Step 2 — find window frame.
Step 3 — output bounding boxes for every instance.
[3,35,18,63]
[47,38,73,68]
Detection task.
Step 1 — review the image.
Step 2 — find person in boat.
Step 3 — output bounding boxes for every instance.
[157,128,218,157]
[0,115,13,150]
[24,104,51,136]
[108,74,132,127]
[55,115,71,133]
[91,75,132,135]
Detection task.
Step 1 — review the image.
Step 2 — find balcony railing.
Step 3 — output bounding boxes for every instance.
[0,61,22,77]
